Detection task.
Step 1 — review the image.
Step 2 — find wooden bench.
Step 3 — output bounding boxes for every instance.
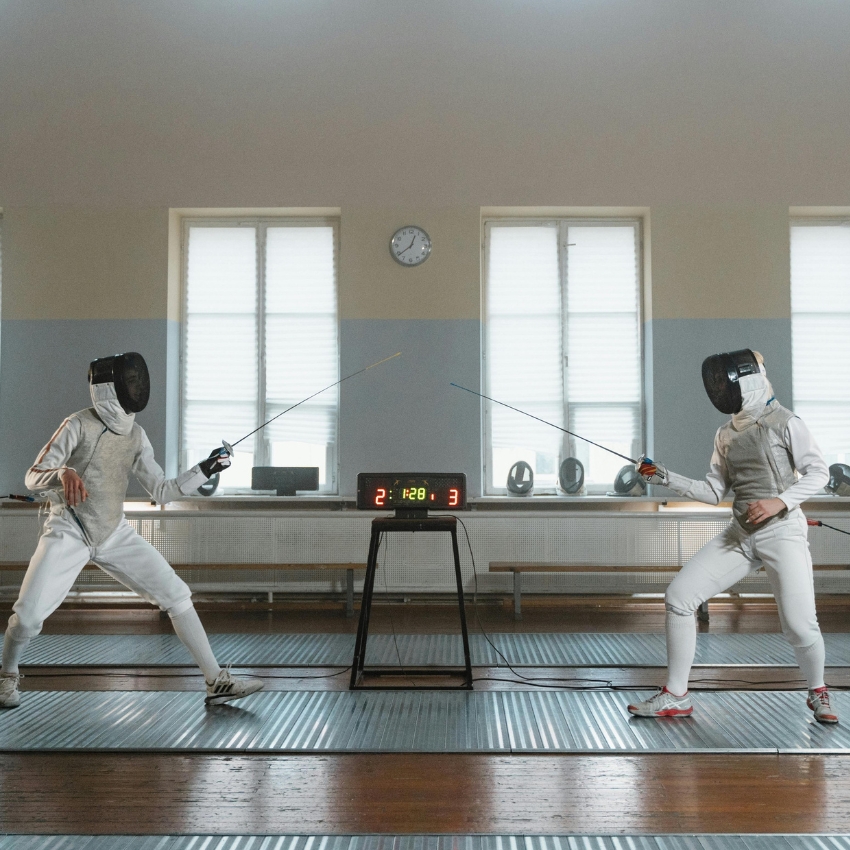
[0,562,367,617]
[489,561,849,621]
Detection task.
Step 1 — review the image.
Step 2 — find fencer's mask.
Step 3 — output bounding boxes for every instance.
[611,464,647,497]
[701,349,762,414]
[89,352,150,414]
[826,463,850,497]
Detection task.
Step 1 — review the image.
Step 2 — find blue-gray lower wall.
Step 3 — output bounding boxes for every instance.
[339,319,482,497]
[0,319,176,495]
[0,316,795,498]
[649,318,793,482]
[0,317,483,498]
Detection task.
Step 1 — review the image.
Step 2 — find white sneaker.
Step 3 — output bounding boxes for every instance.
[205,668,264,706]
[628,687,693,718]
[808,687,839,724]
[0,673,21,709]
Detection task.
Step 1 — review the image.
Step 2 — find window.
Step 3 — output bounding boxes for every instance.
[483,219,643,494]
[791,219,850,466]
[182,218,339,494]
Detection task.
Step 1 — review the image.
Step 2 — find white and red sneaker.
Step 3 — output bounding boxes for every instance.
[807,687,838,724]
[628,687,693,718]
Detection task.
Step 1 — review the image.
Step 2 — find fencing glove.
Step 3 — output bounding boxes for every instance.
[199,446,232,479]
[638,457,669,486]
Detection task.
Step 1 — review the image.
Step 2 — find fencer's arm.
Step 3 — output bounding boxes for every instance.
[777,417,830,511]
[25,417,83,491]
[664,435,730,506]
[132,431,208,505]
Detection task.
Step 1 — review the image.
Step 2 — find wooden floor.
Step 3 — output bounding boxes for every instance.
[2,596,850,836]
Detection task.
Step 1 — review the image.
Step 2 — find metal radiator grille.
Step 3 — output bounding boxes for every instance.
[1,510,848,595]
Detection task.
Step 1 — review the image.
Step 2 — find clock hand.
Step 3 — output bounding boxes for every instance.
[397,235,417,256]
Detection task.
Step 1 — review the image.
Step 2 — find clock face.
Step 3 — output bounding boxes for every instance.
[390,226,432,266]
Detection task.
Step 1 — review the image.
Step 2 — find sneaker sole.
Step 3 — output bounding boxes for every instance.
[628,706,693,717]
[0,699,21,709]
[205,683,264,706]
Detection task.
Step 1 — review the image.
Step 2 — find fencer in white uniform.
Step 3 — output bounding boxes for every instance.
[0,352,264,709]
[629,349,837,723]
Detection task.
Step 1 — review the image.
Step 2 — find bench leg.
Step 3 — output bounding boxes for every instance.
[698,599,709,622]
[267,591,274,604]
[346,569,354,618]
[513,571,522,621]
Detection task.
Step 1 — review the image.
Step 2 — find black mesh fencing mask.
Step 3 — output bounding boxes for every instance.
[612,464,646,496]
[558,457,585,495]
[701,349,760,414]
[506,460,534,495]
[89,352,151,413]
[827,463,850,497]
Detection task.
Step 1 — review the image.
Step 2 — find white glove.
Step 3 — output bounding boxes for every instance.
[637,457,669,486]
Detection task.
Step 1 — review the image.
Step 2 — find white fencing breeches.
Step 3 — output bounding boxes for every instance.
[6,512,192,643]
[664,509,823,693]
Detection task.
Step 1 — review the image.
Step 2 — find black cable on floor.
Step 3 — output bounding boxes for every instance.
[441,514,841,693]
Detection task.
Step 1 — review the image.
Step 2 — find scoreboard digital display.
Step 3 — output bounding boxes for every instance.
[357,473,467,511]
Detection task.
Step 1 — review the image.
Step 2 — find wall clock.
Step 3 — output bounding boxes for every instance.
[390,226,432,267]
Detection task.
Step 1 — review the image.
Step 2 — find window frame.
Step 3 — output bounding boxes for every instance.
[790,215,850,468]
[482,216,645,495]
[179,215,341,494]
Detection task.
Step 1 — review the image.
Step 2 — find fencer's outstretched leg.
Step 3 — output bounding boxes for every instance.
[627,610,695,717]
[1,514,93,709]
[796,637,837,723]
[665,609,697,696]
[96,524,264,705]
[168,599,221,681]
[2,629,30,676]
[0,628,28,708]
[761,523,837,723]
[629,529,753,718]
[794,635,826,691]
[168,601,264,705]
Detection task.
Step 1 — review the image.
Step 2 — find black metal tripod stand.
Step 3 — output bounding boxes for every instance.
[349,513,473,689]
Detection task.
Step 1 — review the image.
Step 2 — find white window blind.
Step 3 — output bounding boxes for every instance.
[791,221,850,466]
[484,220,642,494]
[183,220,339,493]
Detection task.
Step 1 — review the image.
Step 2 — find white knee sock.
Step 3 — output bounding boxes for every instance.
[169,605,221,683]
[794,635,826,691]
[665,610,697,696]
[1,630,30,675]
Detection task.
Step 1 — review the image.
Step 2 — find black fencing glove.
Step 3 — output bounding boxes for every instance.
[199,446,232,479]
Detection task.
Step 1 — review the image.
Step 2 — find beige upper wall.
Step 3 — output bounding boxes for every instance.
[3,208,168,320]
[650,206,791,320]
[340,207,480,320]
[0,203,798,322]
[1,3,850,207]
[2,4,848,322]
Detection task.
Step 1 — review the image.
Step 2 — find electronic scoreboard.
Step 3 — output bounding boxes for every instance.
[356,473,467,511]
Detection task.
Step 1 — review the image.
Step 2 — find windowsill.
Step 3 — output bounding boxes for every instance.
[5,495,849,515]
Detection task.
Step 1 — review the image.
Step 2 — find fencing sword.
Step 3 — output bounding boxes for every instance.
[807,519,850,537]
[450,382,645,466]
[217,352,402,458]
